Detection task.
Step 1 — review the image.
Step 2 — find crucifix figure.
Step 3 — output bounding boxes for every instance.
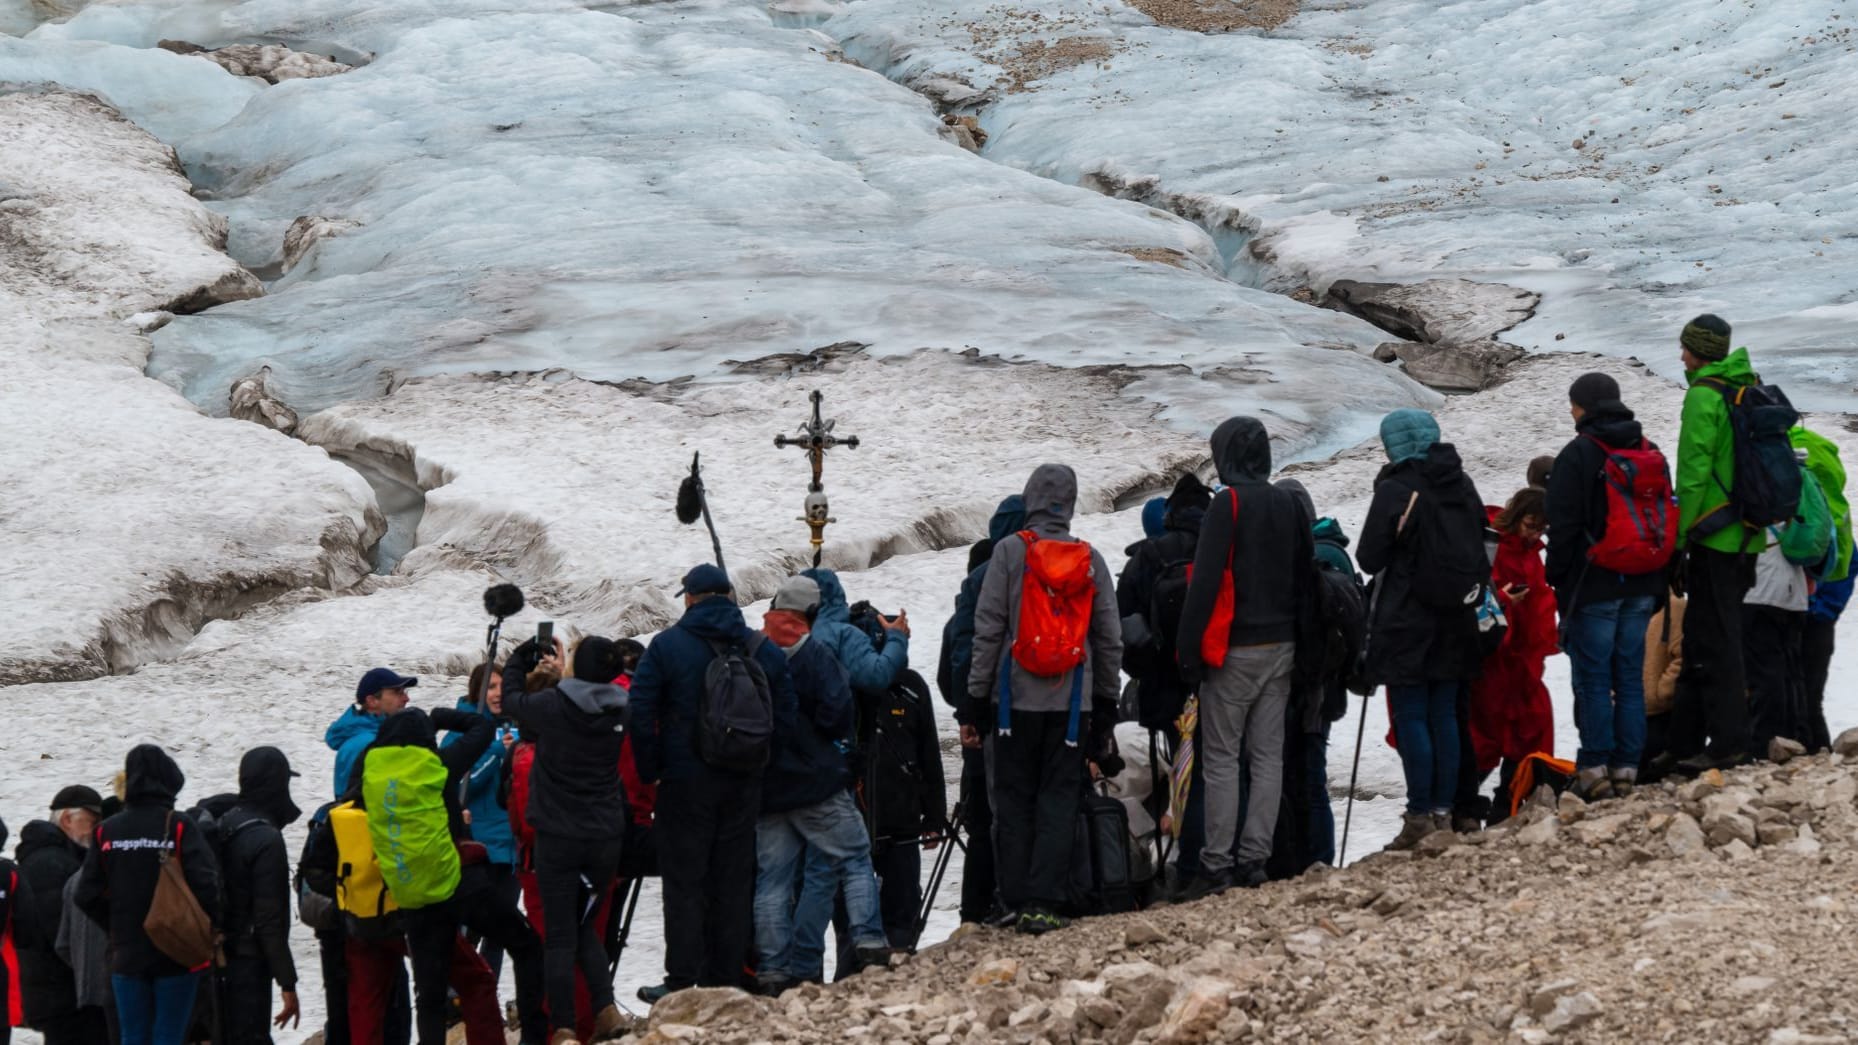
[773,389,860,566]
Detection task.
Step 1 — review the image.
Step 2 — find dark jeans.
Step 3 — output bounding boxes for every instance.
[1388,681,1460,815]
[1268,724,1334,880]
[1672,547,1754,759]
[471,864,519,981]
[112,973,198,1045]
[402,902,500,1045]
[534,832,624,1029]
[1565,595,1656,770]
[1802,616,1836,751]
[657,771,761,990]
[986,709,1087,911]
[956,746,996,923]
[1451,686,1486,821]
[223,955,279,1044]
[455,871,547,1043]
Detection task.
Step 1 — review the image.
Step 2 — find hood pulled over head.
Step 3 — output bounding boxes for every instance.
[1210,417,1272,485]
[1021,463,1078,536]
[124,745,185,808]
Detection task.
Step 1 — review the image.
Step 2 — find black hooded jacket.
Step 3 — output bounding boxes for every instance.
[1357,444,1488,685]
[73,746,220,977]
[1117,473,1210,729]
[219,747,301,991]
[14,817,86,1024]
[502,658,630,841]
[1177,418,1314,669]
[1545,405,1668,609]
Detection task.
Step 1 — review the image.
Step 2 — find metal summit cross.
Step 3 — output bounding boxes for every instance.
[773,389,860,567]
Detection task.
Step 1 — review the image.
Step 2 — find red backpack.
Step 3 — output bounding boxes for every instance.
[1585,435,1679,575]
[1011,531,1097,677]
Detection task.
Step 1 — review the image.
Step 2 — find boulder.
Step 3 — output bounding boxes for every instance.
[1158,978,1232,1042]
[1557,790,1588,823]
[1768,736,1807,763]
[282,216,363,274]
[1124,919,1168,946]
[1392,339,1526,392]
[1570,813,1631,847]
[1516,817,1559,846]
[228,366,300,435]
[969,958,1020,987]
[1702,811,1757,849]
[1833,727,1858,757]
[1665,813,1706,857]
[648,988,765,1029]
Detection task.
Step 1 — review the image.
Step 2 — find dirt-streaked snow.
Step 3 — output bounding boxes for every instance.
[0,89,380,684]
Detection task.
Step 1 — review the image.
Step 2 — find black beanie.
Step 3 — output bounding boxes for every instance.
[1568,372,1621,412]
[1681,313,1732,361]
[574,636,625,683]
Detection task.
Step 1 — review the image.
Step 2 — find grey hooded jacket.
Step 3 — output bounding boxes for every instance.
[967,464,1123,726]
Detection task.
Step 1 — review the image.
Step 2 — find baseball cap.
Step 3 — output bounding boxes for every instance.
[355,667,419,703]
[770,575,821,614]
[676,563,733,597]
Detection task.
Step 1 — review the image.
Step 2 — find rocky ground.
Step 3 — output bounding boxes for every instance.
[619,737,1858,1044]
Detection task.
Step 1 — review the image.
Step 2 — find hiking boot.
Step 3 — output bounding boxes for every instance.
[636,982,673,1006]
[548,1030,582,1045]
[1177,869,1233,903]
[1609,766,1637,799]
[1385,813,1434,852]
[1573,765,1613,801]
[1452,814,1484,833]
[1676,750,1746,776]
[852,944,893,972]
[989,908,1021,930]
[1233,861,1267,889]
[1431,812,1453,834]
[754,973,794,997]
[591,1002,628,1039]
[1016,909,1068,935]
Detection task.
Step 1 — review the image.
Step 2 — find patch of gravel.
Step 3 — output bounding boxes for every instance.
[1127,0,1300,34]
[622,748,1858,1043]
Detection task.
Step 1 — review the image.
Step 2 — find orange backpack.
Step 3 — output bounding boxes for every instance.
[1011,531,1097,677]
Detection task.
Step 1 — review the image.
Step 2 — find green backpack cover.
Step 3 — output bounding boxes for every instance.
[1778,468,1835,570]
[1791,427,1852,581]
[361,745,460,910]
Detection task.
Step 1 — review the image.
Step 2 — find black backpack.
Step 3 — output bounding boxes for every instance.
[1067,783,1140,917]
[862,671,936,841]
[1145,556,1194,664]
[1306,563,1366,718]
[697,635,775,772]
[1405,490,1491,613]
[1698,379,1802,535]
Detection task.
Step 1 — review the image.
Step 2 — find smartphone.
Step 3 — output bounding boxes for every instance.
[536,620,554,653]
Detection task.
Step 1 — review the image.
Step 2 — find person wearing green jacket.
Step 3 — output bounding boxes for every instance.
[1667,314,1762,773]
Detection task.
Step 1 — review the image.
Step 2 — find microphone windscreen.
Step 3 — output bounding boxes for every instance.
[483,583,526,619]
[675,475,704,525]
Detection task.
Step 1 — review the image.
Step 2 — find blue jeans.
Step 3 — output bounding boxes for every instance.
[1301,727,1335,868]
[113,972,199,1045]
[1565,595,1655,770]
[755,790,885,981]
[1388,682,1460,815]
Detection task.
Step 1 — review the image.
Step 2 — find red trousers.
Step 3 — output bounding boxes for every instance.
[345,931,502,1045]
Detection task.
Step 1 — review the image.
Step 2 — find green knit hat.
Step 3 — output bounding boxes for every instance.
[1681,313,1732,361]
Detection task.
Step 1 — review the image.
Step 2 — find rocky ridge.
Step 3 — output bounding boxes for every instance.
[622,745,1858,1044]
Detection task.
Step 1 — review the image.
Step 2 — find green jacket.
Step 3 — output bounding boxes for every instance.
[1677,348,1769,554]
[1792,426,1853,581]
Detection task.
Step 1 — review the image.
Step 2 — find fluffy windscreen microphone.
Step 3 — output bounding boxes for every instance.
[483,583,526,620]
[676,474,704,525]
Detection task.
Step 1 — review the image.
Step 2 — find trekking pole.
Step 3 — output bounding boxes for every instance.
[1338,689,1371,866]
[607,876,643,983]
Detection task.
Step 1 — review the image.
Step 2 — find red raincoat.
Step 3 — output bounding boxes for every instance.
[1466,506,1558,774]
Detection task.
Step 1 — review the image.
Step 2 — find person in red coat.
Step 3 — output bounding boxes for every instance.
[1468,488,1559,818]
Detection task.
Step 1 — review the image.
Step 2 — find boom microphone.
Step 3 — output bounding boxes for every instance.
[483,583,525,620]
[676,473,704,525]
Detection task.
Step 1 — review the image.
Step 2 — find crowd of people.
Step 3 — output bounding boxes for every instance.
[0,314,1847,1045]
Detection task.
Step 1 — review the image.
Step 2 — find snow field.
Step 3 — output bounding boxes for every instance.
[827,0,1858,407]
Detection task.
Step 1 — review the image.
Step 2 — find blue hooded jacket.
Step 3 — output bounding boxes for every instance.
[760,632,855,814]
[629,595,799,784]
[442,696,515,866]
[324,707,381,799]
[800,568,908,694]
